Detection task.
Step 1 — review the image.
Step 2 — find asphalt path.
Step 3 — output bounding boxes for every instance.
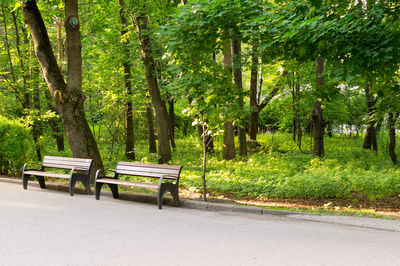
[0,182,399,266]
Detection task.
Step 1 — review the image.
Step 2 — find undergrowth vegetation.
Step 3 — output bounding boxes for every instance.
[171,133,400,201]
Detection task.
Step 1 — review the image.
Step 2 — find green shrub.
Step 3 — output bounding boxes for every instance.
[0,116,34,175]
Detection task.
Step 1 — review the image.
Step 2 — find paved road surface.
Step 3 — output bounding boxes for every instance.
[0,182,399,266]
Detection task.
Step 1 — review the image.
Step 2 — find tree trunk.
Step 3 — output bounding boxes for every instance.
[249,42,259,141]
[134,12,171,163]
[363,85,378,151]
[119,0,135,160]
[232,37,247,157]
[145,99,157,153]
[223,122,235,160]
[291,78,296,142]
[22,0,104,180]
[44,89,65,151]
[32,82,42,160]
[164,101,176,150]
[249,111,259,141]
[388,112,399,164]
[222,34,235,161]
[202,124,207,202]
[296,81,302,150]
[168,98,175,138]
[312,56,324,157]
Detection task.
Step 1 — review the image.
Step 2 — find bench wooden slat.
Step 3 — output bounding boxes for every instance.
[23,170,71,179]
[96,178,158,189]
[43,160,92,166]
[42,156,92,171]
[116,165,180,176]
[41,163,91,171]
[117,161,182,170]
[115,170,178,180]
[43,156,93,163]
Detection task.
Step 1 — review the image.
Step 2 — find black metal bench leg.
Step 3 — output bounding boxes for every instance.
[170,185,180,207]
[36,176,46,189]
[108,184,119,199]
[95,182,104,200]
[70,174,91,196]
[69,177,77,196]
[81,177,91,195]
[159,183,180,209]
[158,187,167,210]
[22,174,29,189]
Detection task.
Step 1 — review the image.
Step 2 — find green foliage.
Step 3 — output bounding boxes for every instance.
[0,115,34,175]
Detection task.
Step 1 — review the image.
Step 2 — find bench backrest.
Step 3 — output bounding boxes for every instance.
[42,156,93,172]
[116,161,182,180]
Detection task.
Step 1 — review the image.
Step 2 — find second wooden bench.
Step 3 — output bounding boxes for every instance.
[94,162,182,209]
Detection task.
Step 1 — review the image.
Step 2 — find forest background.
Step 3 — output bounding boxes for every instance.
[1,0,400,213]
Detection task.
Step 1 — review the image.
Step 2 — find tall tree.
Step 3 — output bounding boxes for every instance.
[133,11,171,163]
[119,0,135,160]
[22,0,104,178]
[362,85,378,151]
[222,34,235,161]
[312,56,324,157]
[232,37,247,156]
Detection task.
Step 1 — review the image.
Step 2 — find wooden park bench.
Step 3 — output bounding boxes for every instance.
[95,162,182,209]
[22,156,93,196]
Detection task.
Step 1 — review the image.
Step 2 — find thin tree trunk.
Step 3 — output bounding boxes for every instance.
[312,56,324,157]
[134,12,171,163]
[296,81,302,150]
[168,98,175,138]
[145,98,157,153]
[222,33,235,161]
[363,85,378,151]
[202,123,207,202]
[164,101,176,150]
[232,37,247,156]
[388,112,399,164]
[291,77,296,142]
[32,84,42,160]
[22,0,104,180]
[119,0,135,160]
[249,42,259,141]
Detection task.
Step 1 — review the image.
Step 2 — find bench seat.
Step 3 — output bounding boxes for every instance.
[23,170,71,179]
[95,161,182,209]
[95,178,158,189]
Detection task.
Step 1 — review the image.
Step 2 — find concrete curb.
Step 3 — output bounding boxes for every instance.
[0,176,295,216]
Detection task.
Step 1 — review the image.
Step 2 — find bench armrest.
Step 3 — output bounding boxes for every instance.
[23,162,42,173]
[95,169,115,181]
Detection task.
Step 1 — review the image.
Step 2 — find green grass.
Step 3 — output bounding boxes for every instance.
[169,133,400,201]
